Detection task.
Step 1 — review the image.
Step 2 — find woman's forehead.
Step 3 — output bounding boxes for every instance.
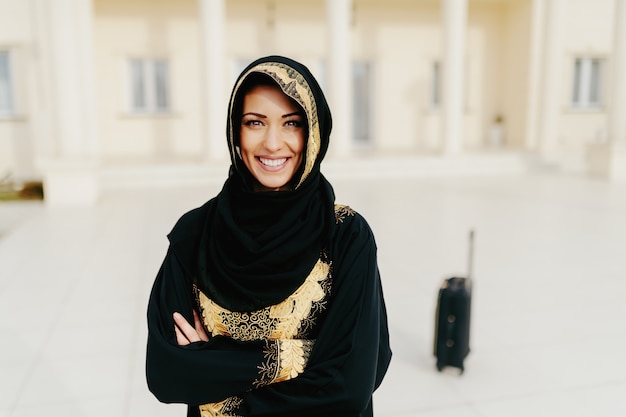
[243,84,304,114]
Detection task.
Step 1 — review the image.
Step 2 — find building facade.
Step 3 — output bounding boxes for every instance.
[0,0,624,205]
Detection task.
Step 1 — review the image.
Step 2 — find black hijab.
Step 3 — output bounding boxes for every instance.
[195,56,336,312]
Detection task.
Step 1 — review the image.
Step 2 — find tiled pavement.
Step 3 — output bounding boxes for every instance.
[1,171,625,417]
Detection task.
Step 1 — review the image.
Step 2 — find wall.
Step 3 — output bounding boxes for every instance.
[94,0,204,162]
[0,0,37,179]
[354,1,441,153]
[0,0,621,183]
[227,0,327,82]
[559,0,614,153]
[467,1,506,151]
[501,0,533,150]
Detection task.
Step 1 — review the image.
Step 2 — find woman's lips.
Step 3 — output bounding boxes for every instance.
[258,157,288,169]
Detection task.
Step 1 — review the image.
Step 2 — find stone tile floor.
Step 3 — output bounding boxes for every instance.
[1,172,625,417]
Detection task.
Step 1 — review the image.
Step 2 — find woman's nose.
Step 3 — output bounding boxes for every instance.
[263,126,282,152]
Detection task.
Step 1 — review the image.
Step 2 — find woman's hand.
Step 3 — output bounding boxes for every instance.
[173,310,210,345]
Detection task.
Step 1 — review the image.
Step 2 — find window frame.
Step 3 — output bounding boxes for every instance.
[0,50,16,118]
[127,57,171,114]
[570,56,606,110]
[431,60,442,109]
[352,60,374,145]
[428,57,471,112]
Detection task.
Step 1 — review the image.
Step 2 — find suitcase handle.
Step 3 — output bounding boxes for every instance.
[467,229,475,280]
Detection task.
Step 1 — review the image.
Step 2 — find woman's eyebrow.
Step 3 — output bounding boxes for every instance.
[242,112,266,118]
[282,111,304,118]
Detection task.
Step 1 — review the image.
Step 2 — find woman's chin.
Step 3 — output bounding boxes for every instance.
[251,166,296,191]
[253,178,291,191]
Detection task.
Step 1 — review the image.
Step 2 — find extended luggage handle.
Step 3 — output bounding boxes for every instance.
[467,229,475,281]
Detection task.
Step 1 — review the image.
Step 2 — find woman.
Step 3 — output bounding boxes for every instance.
[146,55,391,417]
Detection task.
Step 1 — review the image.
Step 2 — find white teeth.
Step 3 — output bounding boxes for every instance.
[259,157,287,167]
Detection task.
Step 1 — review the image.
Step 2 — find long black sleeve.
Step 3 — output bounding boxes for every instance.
[147,249,272,405]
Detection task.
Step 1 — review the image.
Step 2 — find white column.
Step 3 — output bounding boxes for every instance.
[441,0,468,154]
[588,0,626,179]
[524,0,545,151]
[537,0,563,156]
[326,0,352,157]
[609,0,626,149]
[34,0,100,206]
[199,0,227,160]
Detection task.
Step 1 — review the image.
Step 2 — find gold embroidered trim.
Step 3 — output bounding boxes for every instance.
[270,259,329,339]
[334,204,356,224]
[254,340,281,388]
[198,257,331,341]
[254,339,314,388]
[198,396,243,417]
[278,339,314,381]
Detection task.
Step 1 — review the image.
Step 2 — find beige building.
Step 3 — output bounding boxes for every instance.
[0,0,625,205]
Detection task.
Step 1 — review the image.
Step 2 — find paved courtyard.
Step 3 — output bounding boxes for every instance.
[1,170,625,417]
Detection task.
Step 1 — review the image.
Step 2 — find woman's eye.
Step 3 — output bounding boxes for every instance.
[285,119,303,128]
[243,119,263,127]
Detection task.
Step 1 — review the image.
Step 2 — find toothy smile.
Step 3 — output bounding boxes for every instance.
[259,157,288,167]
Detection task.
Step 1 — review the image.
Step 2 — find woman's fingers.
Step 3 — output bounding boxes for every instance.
[173,312,201,344]
[173,311,210,345]
[174,322,190,346]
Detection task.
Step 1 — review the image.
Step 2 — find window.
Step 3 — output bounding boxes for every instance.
[128,58,170,113]
[431,61,441,108]
[0,51,15,116]
[571,57,605,109]
[429,59,472,110]
[353,61,373,144]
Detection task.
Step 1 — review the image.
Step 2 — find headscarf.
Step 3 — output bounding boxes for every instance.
[195,56,336,312]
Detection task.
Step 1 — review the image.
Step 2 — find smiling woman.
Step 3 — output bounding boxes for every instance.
[239,81,305,191]
[146,56,391,417]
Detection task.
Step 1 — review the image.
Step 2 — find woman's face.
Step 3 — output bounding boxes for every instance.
[240,84,306,191]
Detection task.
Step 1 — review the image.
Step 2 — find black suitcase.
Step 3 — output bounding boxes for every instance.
[434,230,474,373]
